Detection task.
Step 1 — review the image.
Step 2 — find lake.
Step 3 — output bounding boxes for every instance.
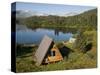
[16,25,74,45]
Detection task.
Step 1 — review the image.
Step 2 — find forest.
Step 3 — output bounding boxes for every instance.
[16,9,97,30]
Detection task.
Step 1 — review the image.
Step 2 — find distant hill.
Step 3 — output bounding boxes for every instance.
[64,8,97,28]
[15,8,97,30]
[12,10,78,18]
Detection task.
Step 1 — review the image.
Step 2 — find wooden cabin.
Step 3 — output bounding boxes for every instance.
[34,35,63,65]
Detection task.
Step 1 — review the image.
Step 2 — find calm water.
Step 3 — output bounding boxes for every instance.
[16,25,73,44]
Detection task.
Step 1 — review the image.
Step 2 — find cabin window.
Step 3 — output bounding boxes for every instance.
[51,51,55,56]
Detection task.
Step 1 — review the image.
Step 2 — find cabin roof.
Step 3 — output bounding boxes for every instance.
[34,35,53,65]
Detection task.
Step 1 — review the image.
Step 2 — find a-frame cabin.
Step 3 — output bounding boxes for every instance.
[34,35,63,65]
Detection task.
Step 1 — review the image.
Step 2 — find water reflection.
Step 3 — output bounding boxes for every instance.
[16,25,76,44]
[54,29,59,36]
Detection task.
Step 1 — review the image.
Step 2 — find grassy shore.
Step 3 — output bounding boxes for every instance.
[16,34,97,72]
[16,47,97,72]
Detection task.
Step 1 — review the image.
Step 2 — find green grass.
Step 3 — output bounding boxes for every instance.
[16,43,97,72]
[16,29,97,72]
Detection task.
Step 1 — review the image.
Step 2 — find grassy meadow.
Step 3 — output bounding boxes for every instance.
[16,30,97,72]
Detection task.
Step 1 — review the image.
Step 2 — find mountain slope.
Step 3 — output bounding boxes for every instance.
[17,8,97,29]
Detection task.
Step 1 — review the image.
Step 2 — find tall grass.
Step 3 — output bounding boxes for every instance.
[16,42,97,72]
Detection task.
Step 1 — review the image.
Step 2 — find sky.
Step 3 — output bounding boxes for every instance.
[14,2,96,16]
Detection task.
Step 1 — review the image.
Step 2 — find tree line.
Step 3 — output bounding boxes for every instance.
[16,8,97,30]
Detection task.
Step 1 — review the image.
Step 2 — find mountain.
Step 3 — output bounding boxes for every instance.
[16,10,33,18]
[12,8,97,19]
[62,12,78,17]
[16,8,97,30]
[14,10,49,18]
[13,10,79,18]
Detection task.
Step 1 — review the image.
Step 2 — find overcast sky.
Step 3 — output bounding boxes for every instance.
[14,2,96,16]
